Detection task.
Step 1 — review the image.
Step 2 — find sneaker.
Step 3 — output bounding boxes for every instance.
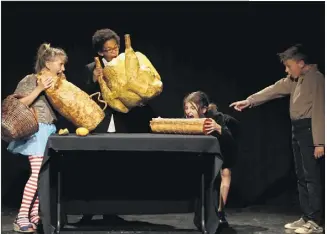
[217,211,229,227]
[285,218,306,230]
[294,220,324,233]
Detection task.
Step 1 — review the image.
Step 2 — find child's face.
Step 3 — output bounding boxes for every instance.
[99,39,119,62]
[184,102,206,118]
[284,59,305,78]
[46,55,66,76]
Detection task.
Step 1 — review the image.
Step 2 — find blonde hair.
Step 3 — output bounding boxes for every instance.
[34,43,68,73]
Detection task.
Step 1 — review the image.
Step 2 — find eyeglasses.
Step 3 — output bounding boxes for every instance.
[102,45,119,53]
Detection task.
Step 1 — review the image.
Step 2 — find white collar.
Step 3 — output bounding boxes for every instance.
[102,57,110,67]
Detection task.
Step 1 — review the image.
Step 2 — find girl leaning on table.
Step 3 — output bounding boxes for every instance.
[183,91,239,228]
[7,43,67,233]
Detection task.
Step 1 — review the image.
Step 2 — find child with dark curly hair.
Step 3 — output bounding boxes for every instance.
[83,28,121,133]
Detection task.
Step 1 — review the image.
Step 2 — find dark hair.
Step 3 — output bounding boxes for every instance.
[34,43,68,73]
[183,91,219,118]
[277,44,311,64]
[92,28,120,53]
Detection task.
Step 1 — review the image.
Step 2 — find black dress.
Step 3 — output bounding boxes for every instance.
[210,112,239,169]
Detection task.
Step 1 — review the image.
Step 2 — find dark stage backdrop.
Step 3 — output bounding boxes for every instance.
[1,2,325,209]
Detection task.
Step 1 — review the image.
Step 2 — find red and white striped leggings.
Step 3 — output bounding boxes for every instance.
[17,156,43,227]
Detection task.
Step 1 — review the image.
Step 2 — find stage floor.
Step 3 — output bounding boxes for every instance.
[3,205,321,234]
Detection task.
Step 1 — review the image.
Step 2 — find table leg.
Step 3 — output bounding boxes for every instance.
[56,153,62,234]
[201,168,208,234]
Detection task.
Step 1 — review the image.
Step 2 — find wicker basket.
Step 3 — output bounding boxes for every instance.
[1,94,39,142]
[150,118,211,135]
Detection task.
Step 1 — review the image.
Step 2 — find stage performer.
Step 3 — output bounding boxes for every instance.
[230,44,324,234]
[78,28,156,225]
[183,91,239,228]
[7,43,67,232]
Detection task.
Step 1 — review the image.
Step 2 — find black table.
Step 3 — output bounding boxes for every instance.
[38,133,222,234]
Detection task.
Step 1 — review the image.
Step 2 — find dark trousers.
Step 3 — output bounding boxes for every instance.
[292,118,323,223]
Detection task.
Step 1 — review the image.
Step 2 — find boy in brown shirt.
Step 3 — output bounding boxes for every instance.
[230,44,324,234]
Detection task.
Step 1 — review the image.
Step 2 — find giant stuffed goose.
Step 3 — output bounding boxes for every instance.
[96,34,163,113]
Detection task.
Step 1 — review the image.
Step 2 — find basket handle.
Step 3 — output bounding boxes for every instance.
[9,94,38,122]
[89,92,107,111]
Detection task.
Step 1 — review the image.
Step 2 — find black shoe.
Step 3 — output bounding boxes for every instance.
[217,211,229,227]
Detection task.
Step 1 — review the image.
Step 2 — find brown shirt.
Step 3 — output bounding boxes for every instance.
[14,74,57,124]
[247,65,325,146]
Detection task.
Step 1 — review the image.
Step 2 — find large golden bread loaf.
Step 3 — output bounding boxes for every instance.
[150,118,211,135]
[98,34,163,113]
[37,71,106,131]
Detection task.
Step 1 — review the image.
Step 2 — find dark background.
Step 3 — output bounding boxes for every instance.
[1,1,325,210]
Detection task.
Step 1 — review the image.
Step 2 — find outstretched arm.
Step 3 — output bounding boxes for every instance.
[230,76,293,111]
